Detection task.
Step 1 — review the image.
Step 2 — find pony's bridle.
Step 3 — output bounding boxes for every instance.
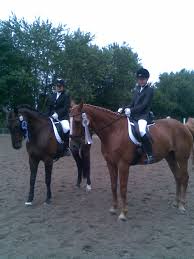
[70,112,93,145]
[70,110,124,145]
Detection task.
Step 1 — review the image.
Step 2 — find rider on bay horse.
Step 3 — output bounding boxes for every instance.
[46,78,71,156]
[118,68,155,164]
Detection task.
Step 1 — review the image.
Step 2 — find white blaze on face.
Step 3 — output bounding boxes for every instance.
[70,117,73,135]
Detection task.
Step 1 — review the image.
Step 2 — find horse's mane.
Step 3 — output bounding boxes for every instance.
[17,104,47,118]
[84,104,120,117]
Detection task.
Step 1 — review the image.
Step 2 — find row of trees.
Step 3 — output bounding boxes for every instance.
[0,15,194,126]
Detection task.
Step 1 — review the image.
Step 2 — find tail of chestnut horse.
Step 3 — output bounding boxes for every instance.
[185,117,194,166]
[185,117,194,137]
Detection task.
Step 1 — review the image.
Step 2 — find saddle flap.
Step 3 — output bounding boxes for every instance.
[53,121,65,141]
[128,118,154,145]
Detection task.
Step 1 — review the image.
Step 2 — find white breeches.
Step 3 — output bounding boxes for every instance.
[60,120,70,133]
[138,119,147,137]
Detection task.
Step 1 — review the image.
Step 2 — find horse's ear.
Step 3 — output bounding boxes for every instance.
[79,102,83,111]
[70,99,77,108]
[14,107,18,114]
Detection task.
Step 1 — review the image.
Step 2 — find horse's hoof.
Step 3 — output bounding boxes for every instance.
[25,202,32,206]
[44,199,51,205]
[178,204,186,214]
[172,201,178,208]
[86,184,92,192]
[118,212,127,221]
[109,207,117,215]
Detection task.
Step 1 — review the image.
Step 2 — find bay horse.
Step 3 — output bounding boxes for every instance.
[6,105,91,205]
[70,138,92,191]
[70,103,193,221]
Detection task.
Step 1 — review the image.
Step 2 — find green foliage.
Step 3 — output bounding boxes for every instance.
[153,70,194,119]
[1,14,194,124]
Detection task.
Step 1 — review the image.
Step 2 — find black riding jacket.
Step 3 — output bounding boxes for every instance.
[46,91,70,120]
[125,84,154,121]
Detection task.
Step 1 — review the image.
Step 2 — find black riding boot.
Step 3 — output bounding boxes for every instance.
[62,131,71,157]
[141,134,154,164]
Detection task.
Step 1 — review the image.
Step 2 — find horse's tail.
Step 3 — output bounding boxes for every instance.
[185,117,194,138]
[185,117,194,167]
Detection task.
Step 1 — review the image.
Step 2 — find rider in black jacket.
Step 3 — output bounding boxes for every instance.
[118,68,154,164]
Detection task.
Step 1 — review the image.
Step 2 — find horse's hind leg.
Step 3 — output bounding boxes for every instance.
[44,159,53,204]
[191,144,194,169]
[25,156,40,205]
[166,153,189,212]
[71,147,83,187]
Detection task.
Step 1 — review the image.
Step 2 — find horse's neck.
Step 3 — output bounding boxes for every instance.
[84,105,118,139]
[20,109,47,130]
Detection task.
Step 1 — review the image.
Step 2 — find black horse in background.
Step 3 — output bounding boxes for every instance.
[5,105,91,205]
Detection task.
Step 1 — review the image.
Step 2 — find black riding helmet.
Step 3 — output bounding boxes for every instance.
[136,68,150,79]
[56,78,65,87]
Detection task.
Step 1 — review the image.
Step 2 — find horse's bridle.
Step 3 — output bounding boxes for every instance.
[70,110,124,143]
[70,112,93,144]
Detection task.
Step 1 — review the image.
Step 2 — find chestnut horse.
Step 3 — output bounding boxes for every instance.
[6,105,91,205]
[70,103,193,221]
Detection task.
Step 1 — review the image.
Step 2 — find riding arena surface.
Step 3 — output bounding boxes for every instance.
[1,135,194,258]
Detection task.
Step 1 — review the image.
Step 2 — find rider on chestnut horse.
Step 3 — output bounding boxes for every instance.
[118,68,154,164]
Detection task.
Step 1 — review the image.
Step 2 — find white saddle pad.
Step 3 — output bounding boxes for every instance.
[127,118,141,145]
[49,118,64,144]
[127,118,155,146]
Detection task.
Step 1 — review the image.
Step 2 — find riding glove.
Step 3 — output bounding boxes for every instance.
[125,108,131,117]
[52,112,58,120]
[117,108,123,113]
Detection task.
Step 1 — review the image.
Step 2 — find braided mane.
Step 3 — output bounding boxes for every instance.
[17,104,47,118]
[84,104,120,117]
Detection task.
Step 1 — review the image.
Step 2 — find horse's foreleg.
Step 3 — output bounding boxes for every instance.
[107,162,118,214]
[25,156,39,205]
[82,144,91,191]
[44,159,53,204]
[118,163,130,221]
[71,148,83,187]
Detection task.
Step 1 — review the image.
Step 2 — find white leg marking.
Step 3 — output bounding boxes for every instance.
[109,207,117,215]
[86,184,92,192]
[118,212,127,221]
[25,202,32,206]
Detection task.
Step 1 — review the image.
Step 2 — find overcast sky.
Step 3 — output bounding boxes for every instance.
[0,0,194,82]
